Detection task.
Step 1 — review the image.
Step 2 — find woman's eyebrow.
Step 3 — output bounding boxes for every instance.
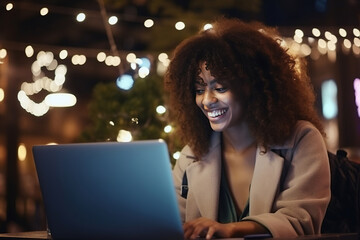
[195,78,218,86]
[209,79,217,86]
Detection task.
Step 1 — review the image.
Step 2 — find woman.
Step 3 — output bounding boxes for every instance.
[164,18,330,239]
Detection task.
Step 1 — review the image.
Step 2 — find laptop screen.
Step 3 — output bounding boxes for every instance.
[32,140,183,240]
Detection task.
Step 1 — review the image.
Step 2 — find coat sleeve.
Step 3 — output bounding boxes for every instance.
[172,145,195,223]
[243,122,331,237]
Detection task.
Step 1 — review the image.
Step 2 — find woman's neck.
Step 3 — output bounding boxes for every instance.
[222,122,255,153]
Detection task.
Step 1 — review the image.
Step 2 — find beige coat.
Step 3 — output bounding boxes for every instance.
[172,120,331,238]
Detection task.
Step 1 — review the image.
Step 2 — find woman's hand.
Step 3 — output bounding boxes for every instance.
[183,217,270,239]
[183,217,234,239]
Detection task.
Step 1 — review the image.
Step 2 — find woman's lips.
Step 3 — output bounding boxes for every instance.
[207,108,228,118]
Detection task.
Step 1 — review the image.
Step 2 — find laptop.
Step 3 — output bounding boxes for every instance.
[32,140,184,240]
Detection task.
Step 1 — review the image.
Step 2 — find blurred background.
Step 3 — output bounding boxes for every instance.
[0,0,360,233]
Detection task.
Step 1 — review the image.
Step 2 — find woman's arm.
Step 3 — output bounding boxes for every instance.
[244,121,331,237]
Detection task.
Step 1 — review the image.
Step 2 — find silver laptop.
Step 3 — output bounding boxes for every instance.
[32,140,183,240]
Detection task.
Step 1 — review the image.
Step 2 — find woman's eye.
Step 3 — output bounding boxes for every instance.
[215,87,228,93]
[195,89,204,95]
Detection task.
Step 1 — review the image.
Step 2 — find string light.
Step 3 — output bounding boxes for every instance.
[203,23,213,30]
[0,88,4,102]
[164,125,172,133]
[343,39,352,49]
[353,28,360,37]
[144,19,154,28]
[18,143,27,161]
[156,105,166,114]
[40,7,49,16]
[76,12,86,22]
[175,21,185,30]
[71,54,86,65]
[105,55,121,66]
[44,93,77,107]
[2,3,360,121]
[59,50,68,59]
[173,151,180,160]
[130,62,137,70]
[312,28,321,37]
[97,52,106,62]
[295,29,304,38]
[25,45,34,57]
[2,3,359,63]
[5,3,13,11]
[339,28,347,37]
[117,129,132,142]
[0,49,7,59]
[158,53,168,62]
[17,49,77,116]
[108,16,118,25]
[126,53,137,63]
[138,67,149,78]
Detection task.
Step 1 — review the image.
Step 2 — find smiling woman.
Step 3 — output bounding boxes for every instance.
[164,17,331,239]
[195,62,241,133]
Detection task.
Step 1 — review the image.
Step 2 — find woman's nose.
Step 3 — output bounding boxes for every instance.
[202,90,217,106]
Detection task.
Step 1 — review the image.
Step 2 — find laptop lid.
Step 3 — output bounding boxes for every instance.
[32,140,183,240]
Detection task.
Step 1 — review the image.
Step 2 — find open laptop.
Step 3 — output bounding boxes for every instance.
[32,140,183,240]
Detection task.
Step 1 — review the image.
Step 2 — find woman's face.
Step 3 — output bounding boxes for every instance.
[195,62,243,132]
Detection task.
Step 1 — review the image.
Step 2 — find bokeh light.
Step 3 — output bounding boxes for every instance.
[0,88,4,102]
[144,19,154,28]
[0,49,7,59]
[156,105,166,114]
[116,74,134,90]
[203,23,213,30]
[59,50,68,59]
[175,21,185,30]
[6,3,13,11]
[18,143,27,161]
[97,52,106,62]
[45,93,77,107]
[321,79,338,119]
[108,16,118,25]
[40,7,49,16]
[25,45,34,57]
[117,130,132,142]
[76,13,86,22]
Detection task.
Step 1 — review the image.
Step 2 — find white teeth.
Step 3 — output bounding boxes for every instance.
[208,109,227,118]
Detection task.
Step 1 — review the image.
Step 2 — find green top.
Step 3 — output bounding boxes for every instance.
[217,162,249,223]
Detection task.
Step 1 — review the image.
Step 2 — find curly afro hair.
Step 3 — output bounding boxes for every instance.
[164,17,324,159]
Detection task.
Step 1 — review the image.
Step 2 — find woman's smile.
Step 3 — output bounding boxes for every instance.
[206,108,228,119]
[195,62,243,132]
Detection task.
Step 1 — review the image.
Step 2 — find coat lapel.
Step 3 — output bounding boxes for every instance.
[185,132,288,220]
[249,148,285,215]
[186,133,221,220]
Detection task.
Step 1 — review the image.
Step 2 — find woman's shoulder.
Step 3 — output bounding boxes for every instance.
[176,145,197,169]
[293,120,323,139]
[272,120,324,150]
[180,145,196,159]
[289,120,325,148]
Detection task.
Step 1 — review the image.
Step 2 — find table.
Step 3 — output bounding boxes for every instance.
[0,231,357,239]
[0,231,49,240]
